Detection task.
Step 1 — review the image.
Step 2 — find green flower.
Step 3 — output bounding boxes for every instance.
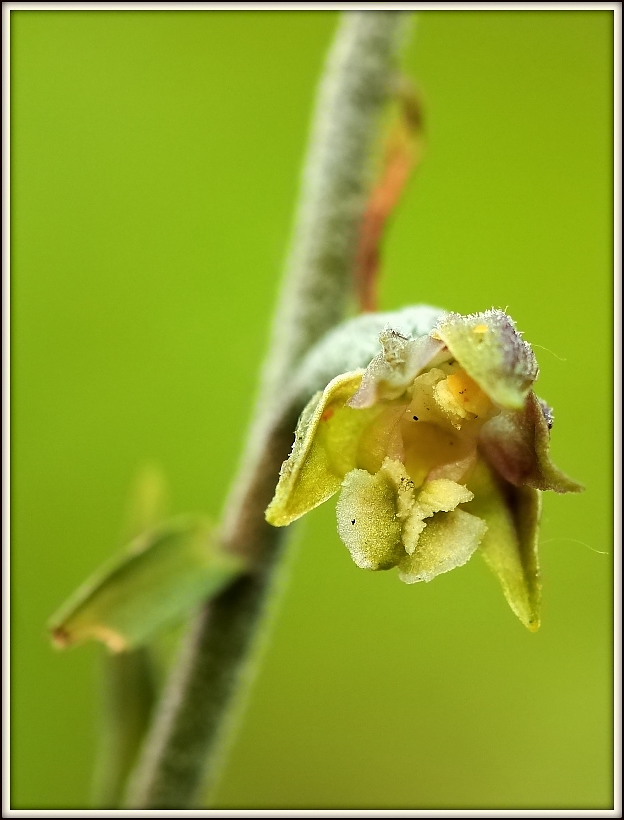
[266,308,581,630]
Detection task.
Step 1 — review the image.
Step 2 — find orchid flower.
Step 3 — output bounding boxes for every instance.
[266,307,581,630]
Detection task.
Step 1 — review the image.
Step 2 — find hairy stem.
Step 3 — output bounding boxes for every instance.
[125,11,410,809]
[259,11,409,408]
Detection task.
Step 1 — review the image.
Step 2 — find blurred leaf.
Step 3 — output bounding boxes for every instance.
[121,463,170,542]
[49,517,245,652]
[93,649,156,807]
[91,465,166,807]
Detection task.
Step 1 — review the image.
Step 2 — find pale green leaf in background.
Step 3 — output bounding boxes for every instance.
[49,517,245,652]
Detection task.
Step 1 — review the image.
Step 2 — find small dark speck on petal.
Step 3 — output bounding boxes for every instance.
[351,519,356,525]
[413,415,419,421]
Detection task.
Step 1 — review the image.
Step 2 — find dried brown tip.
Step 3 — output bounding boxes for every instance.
[50,626,72,649]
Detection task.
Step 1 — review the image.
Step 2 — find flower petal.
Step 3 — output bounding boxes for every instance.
[403,478,474,555]
[293,305,445,401]
[432,309,538,410]
[480,390,583,493]
[398,509,487,583]
[349,332,445,408]
[336,468,404,570]
[467,461,542,631]
[266,370,384,526]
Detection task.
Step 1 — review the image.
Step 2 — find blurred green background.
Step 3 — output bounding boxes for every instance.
[11,9,613,810]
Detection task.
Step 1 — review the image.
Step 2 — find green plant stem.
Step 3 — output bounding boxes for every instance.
[259,12,408,408]
[125,412,297,809]
[125,11,410,809]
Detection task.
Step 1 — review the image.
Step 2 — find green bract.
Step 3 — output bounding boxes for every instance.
[266,307,582,630]
[49,516,245,652]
